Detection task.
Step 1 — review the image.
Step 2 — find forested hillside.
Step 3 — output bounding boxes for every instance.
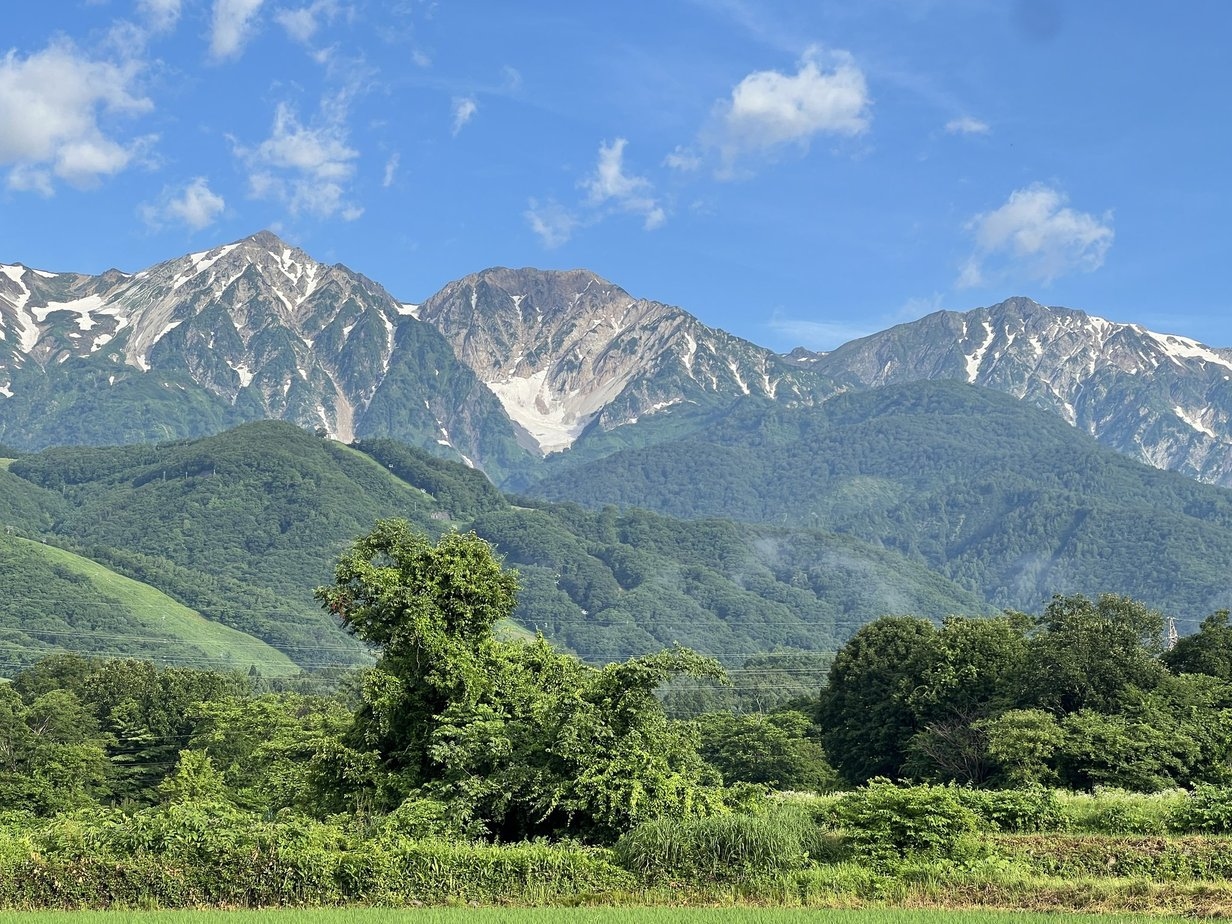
[0,422,988,671]
[527,382,1232,623]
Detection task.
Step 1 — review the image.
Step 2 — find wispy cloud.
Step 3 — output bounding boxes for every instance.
[945,115,989,135]
[711,46,871,172]
[275,0,344,46]
[141,176,226,230]
[525,138,666,247]
[664,145,702,172]
[137,0,182,33]
[0,41,153,193]
[582,138,665,230]
[236,93,362,220]
[451,96,477,136]
[210,0,266,61]
[525,199,579,249]
[382,152,399,188]
[958,183,1113,288]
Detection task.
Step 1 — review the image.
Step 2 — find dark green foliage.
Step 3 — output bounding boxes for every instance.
[814,595,1232,791]
[1023,594,1167,714]
[353,437,507,516]
[528,382,1232,622]
[1172,784,1232,833]
[952,787,1066,833]
[79,659,252,804]
[1166,610,1232,679]
[831,779,981,863]
[817,616,940,784]
[696,711,837,792]
[317,520,725,841]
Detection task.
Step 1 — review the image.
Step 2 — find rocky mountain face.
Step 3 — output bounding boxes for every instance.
[0,232,528,476]
[415,267,833,455]
[5,235,1231,492]
[789,297,1232,486]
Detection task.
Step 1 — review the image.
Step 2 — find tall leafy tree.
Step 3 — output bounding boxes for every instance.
[316,518,723,841]
[1022,594,1166,714]
[817,615,939,784]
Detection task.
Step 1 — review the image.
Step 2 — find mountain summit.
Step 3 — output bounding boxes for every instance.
[415,266,831,454]
[795,297,1232,485]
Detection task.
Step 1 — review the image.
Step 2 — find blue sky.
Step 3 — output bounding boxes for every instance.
[1,0,1229,351]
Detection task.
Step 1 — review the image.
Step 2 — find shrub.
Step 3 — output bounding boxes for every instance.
[613,807,842,882]
[1172,784,1232,833]
[956,787,1066,832]
[831,780,980,863]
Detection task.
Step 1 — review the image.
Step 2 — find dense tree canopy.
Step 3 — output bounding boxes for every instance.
[816,594,1232,791]
[316,519,725,841]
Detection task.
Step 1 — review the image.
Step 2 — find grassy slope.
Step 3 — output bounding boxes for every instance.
[0,535,297,677]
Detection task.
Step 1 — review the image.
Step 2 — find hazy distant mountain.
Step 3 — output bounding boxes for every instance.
[788,297,1232,486]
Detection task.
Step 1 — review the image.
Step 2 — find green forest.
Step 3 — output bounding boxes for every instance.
[528,382,1232,621]
[0,421,988,672]
[6,522,1232,912]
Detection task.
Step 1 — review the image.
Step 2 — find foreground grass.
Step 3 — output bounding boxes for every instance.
[0,911,1200,924]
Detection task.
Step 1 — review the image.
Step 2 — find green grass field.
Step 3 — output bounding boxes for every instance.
[10,536,299,676]
[0,909,1194,924]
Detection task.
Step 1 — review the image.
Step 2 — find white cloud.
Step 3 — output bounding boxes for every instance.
[411,49,431,68]
[382,152,399,188]
[210,0,266,60]
[451,96,477,136]
[275,0,340,45]
[142,176,226,230]
[525,138,667,247]
[525,199,579,249]
[138,0,182,32]
[582,138,666,230]
[0,41,152,192]
[664,146,701,172]
[714,47,870,168]
[236,96,362,219]
[946,115,989,135]
[959,183,1114,288]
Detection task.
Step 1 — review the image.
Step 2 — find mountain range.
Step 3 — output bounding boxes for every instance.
[2,231,1232,671]
[4,232,1231,491]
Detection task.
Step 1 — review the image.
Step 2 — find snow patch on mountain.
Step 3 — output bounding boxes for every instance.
[1174,405,1217,438]
[1148,331,1232,373]
[487,369,599,454]
[965,321,994,382]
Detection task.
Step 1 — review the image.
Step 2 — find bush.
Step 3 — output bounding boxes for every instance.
[956,787,1066,832]
[831,780,980,863]
[613,807,842,882]
[1172,784,1232,833]
[0,804,634,908]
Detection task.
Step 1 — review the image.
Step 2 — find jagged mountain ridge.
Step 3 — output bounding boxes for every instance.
[0,232,529,474]
[5,234,1232,489]
[789,297,1232,486]
[415,266,833,455]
